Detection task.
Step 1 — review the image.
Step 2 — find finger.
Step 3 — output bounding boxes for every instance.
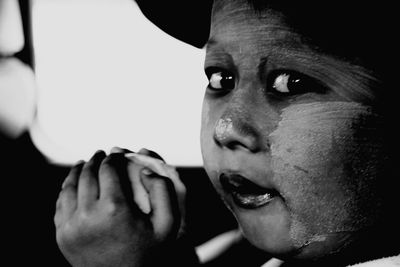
[137,148,165,162]
[109,147,149,212]
[127,153,185,197]
[126,152,180,183]
[55,162,84,227]
[125,153,186,219]
[109,146,129,154]
[127,162,151,214]
[125,153,168,177]
[110,146,134,154]
[77,150,106,209]
[141,171,180,239]
[98,153,130,204]
[62,160,85,189]
[55,185,77,228]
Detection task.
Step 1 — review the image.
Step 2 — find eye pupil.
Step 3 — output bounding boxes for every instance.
[221,75,234,89]
[288,76,302,92]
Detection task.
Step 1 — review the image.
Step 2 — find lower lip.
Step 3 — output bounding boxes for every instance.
[231,191,275,209]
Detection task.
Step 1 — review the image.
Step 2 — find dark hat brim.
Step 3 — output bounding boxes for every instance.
[135,0,213,48]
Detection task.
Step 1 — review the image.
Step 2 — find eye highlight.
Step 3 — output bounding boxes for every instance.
[205,67,235,91]
[267,70,326,96]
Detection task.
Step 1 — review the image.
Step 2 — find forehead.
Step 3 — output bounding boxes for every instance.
[208,0,318,60]
[210,0,286,38]
[208,1,305,62]
[208,0,384,67]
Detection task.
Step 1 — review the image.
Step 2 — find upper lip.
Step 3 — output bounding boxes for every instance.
[219,171,279,197]
[220,172,271,195]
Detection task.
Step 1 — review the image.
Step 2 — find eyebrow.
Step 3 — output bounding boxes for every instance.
[206,39,269,81]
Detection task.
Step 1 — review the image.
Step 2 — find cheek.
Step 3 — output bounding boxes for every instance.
[200,99,219,179]
[269,102,384,251]
[200,98,212,159]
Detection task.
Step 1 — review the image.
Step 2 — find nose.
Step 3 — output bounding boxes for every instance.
[213,102,265,153]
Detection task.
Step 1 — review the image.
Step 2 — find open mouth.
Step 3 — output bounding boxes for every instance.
[219,173,278,209]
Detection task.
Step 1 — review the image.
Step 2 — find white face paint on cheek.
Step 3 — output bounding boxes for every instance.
[269,101,385,250]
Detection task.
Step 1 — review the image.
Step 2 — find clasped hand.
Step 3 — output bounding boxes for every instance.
[54,148,186,267]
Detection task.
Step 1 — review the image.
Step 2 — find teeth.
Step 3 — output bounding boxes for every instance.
[232,191,274,208]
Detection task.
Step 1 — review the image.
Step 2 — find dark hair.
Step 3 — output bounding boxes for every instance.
[248,1,393,78]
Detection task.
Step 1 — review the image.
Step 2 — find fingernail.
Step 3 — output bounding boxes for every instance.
[110,146,122,154]
[125,152,136,158]
[138,148,148,154]
[142,204,151,215]
[141,168,153,176]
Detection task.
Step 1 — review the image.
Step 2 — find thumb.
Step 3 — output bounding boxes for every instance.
[140,169,180,241]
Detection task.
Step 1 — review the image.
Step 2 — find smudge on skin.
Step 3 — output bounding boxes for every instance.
[309,234,327,242]
[215,117,233,142]
[269,101,385,250]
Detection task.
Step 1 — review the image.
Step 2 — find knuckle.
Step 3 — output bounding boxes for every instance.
[55,197,62,210]
[59,186,75,201]
[166,165,179,177]
[77,208,92,222]
[58,189,68,202]
[56,220,75,243]
[103,201,120,215]
[61,184,75,193]
[54,212,62,227]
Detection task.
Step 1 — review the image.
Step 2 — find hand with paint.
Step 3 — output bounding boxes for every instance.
[54,148,187,267]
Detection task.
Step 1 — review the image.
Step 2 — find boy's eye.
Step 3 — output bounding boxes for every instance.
[267,70,325,96]
[206,68,235,91]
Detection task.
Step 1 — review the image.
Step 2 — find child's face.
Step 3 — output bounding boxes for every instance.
[200,0,385,260]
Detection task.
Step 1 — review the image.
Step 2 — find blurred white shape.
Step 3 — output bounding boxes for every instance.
[31,0,206,166]
[0,58,36,137]
[196,229,242,263]
[0,0,25,56]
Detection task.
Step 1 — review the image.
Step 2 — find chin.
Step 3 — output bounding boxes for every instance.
[232,201,357,262]
[231,197,296,257]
